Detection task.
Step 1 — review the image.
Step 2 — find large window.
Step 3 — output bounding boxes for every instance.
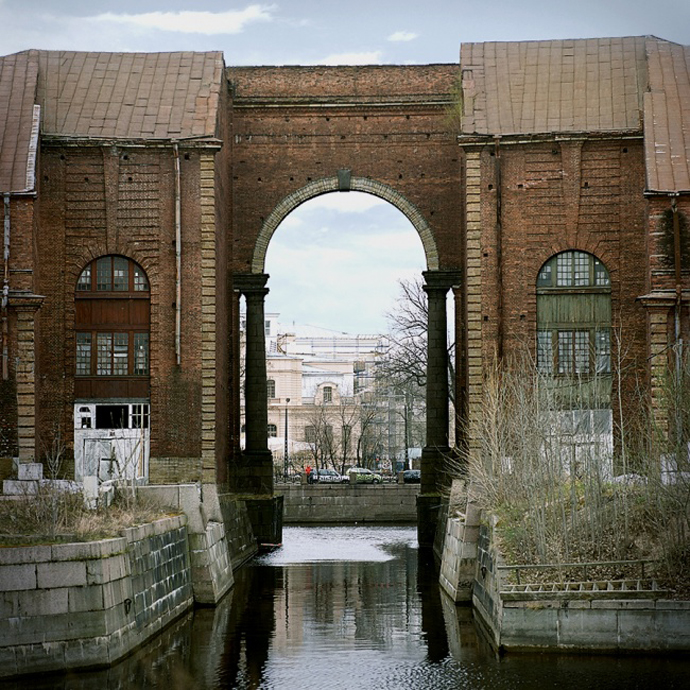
[537,251,611,378]
[75,256,150,397]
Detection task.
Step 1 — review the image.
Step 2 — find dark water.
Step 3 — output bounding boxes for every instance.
[10,526,690,689]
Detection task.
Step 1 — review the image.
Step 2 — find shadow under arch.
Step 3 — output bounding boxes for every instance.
[250,173,439,273]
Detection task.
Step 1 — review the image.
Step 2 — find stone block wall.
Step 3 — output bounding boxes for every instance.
[0,515,193,678]
[282,484,419,523]
[468,517,690,653]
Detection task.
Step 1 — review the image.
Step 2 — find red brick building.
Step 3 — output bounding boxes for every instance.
[0,37,688,512]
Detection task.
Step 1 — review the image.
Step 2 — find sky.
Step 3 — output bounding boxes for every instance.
[3,1,690,334]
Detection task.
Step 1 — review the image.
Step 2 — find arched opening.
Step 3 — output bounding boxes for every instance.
[250,187,444,483]
[73,255,150,483]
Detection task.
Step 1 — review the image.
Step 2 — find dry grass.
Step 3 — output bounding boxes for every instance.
[0,490,174,545]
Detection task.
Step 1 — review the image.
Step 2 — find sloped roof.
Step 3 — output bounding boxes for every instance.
[0,51,40,192]
[34,50,224,140]
[644,39,690,193]
[460,36,650,137]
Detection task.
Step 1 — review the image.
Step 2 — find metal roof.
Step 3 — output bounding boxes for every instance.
[34,50,224,141]
[0,51,40,193]
[644,39,690,193]
[460,36,651,137]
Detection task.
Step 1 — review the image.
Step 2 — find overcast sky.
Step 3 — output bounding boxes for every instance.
[3,1,689,334]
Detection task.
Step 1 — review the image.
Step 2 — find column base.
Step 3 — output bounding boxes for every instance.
[244,494,284,548]
[417,493,442,549]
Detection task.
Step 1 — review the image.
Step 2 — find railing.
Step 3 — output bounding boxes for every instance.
[498,559,655,585]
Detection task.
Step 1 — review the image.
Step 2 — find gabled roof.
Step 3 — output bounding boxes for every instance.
[0,51,40,192]
[644,39,690,193]
[34,50,224,141]
[460,36,650,137]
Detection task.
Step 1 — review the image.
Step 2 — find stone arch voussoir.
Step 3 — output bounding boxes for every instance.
[251,176,439,273]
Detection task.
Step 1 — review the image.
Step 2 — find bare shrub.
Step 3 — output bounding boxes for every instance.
[451,349,690,595]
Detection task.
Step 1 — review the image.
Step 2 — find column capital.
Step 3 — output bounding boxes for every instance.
[234,273,269,297]
[422,270,462,293]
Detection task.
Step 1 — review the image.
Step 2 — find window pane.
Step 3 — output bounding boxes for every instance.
[97,333,113,375]
[556,253,573,286]
[537,330,553,374]
[131,404,150,429]
[594,259,610,286]
[267,379,276,398]
[574,330,590,374]
[77,267,91,291]
[573,252,590,286]
[595,328,611,374]
[76,333,92,375]
[324,386,332,403]
[133,266,149,291]
[267,424,277,438]
[113,333,129,375]
[134,333,149,375]
[113,257,129,291]
[558,331,573,374]
[537,262,553,287]
[96,257,112,291]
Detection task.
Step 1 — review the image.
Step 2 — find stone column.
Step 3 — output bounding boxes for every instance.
[418,270,461,548]
[233,274,282,546]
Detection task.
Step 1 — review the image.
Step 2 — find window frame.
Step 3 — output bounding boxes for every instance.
[536,251,611,378]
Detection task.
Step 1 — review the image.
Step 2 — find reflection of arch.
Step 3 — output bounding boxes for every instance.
[251,175,439,273]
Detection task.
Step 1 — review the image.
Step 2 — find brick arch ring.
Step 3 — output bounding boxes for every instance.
[250,174,440,273]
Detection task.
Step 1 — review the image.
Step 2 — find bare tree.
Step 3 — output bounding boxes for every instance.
[378,277,455,406]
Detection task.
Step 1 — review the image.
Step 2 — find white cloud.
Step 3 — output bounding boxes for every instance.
[320,51,383,65]
[91,5,276,35]
[388,31,418,42]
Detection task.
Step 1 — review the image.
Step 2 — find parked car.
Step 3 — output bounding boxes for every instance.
[347,467,383,484]
[309,468,349,484]
[403,469,421,484]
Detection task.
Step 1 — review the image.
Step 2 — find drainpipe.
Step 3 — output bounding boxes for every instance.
[173,143,182,366]
[494,137,503,360]
[2,193,9,380]
[672,194,683,450]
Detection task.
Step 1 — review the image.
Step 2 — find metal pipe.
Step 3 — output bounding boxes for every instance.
[173,143,182,366]
[284,398,290,477]
[2,193,10,380]
[672,195,683,450]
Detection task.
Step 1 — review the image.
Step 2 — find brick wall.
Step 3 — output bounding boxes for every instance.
[463,137,649,447]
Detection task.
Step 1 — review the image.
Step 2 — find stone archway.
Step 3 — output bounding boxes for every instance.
[250,173,440,274]
[235,176,460,547]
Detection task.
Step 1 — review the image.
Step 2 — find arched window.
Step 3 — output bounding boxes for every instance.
[267,424,278,438]
[536,251,611,377]
[267,379,276,398]
[75,256,150,399]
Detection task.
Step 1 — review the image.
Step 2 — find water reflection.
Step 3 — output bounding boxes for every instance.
[6,525,690,689]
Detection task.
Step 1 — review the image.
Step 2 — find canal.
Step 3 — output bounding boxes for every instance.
[9,525,690,689]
